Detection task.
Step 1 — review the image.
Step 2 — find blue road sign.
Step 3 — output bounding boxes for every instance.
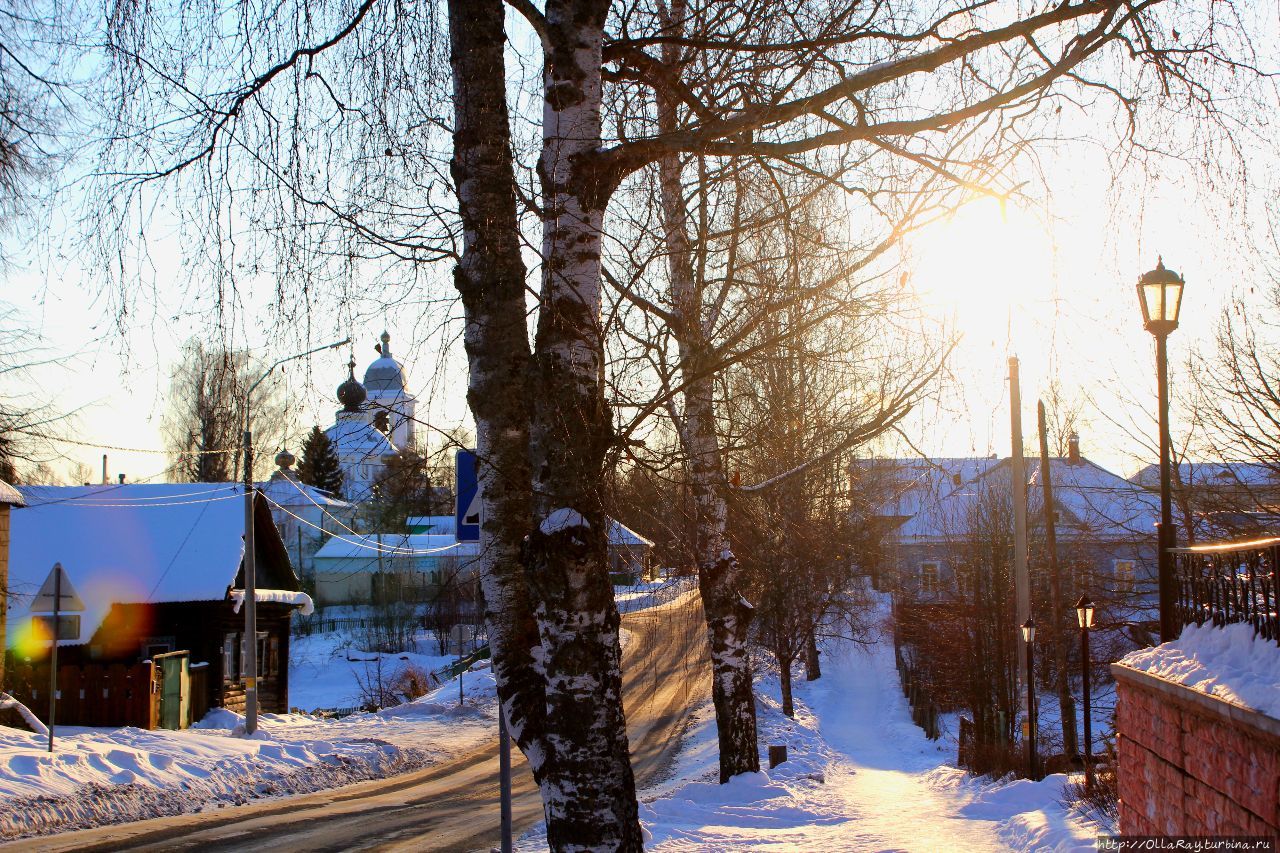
[456,449,481,542]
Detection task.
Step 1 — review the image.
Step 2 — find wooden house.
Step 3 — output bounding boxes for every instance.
[4,484,310,726]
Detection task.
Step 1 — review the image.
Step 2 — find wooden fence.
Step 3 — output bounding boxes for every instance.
[6,661,156,729]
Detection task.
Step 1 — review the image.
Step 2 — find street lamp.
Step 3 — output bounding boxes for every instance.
[241,337,349,734]
[1020,617,1037,780]
[1074,595,1095,791]
[1137,257,1185,642]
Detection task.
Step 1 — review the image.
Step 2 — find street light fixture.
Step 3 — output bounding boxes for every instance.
[241,337,349,735]
[1020,617,1037,780]
[1074,595,1095,790]
[1137,257,1185,642]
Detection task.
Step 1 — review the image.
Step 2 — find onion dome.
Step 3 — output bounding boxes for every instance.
[275,448,296,470]
[363,330,407,394]
[336,357,367,412]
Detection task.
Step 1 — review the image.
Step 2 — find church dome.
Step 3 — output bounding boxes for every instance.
[274,448,296,469]
[363,331,407,395]
[337,357,367,412]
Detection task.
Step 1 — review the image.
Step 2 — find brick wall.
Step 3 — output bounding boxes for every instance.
[1114,662,1280,836]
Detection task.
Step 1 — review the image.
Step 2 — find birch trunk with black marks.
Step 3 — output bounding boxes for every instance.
[656,2,759,782]
[522,0,642,848]
[453,3,638,848]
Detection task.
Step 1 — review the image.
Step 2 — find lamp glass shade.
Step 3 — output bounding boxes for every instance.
[1075,595,1095,629]
[1020,618,1036,643]
[1137,260,1184,333]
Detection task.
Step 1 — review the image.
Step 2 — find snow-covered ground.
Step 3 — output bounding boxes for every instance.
[289,634,459,712]
[621,612,1105,851]
[0,664,499,840]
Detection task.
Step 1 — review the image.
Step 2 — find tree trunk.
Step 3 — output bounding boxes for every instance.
[804,628,821,681]
[450,3,640,849]
[520,1,643,848]
[778,647,795,718]
[655,1,759,783]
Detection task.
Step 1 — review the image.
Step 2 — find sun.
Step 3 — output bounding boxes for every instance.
[909,196,1057,352]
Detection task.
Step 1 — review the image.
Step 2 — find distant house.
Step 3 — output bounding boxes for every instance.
[312,532,480,606]
[258,449,358,580]
[311,516,656,605]
[5,484,309,720]
[857,436,1161,612]
[607,519,654,583]
[1130,461,1280,539]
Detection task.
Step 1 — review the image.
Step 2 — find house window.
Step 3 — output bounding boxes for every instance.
[1114,559,1136,594]
[222,633,239,683]
[140,636,175,660]
[920,562,941,596]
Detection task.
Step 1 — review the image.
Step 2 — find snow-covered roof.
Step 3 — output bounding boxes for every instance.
[1131,461,1277,489]
[853,457,1004,522]
[1029,458,1160,538]
[258,471,353,510]
[881,456,1159,542]
[325,415,396,458]
[406,515,455,533]
[6,484,287,646]
[608,518,655,548]
[313,533,479,562]
[0,480,23,507]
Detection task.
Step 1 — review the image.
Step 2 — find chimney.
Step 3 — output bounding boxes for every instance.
[118,473,126,484]
[1068,432,1081,465]
[102,454,108,485]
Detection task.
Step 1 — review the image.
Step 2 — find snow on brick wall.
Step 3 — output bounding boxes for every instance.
[1114,645,1280,837]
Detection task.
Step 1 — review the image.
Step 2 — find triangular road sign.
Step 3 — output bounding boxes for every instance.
[29,564,86,613]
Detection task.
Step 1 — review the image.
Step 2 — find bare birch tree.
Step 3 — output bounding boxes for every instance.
[91,0,1262,843]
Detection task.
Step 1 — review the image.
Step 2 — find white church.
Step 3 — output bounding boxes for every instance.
[327,330,418,501]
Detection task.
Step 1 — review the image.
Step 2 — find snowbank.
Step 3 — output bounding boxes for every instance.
[0,661,500,840]
[1118,621,1280,717]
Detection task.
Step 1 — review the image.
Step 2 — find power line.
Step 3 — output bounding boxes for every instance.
[262,494,466,556]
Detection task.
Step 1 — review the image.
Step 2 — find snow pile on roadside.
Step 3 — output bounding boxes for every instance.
[1119,621,1280,716]
[939,768,1103,850]
[0,663,501,841]
[0,717,420,840]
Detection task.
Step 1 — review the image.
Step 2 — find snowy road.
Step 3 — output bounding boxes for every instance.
[14,590,710,853]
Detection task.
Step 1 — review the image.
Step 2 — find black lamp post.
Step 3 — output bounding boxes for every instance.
[1137,258,1185,643]
[1021,617,1037,780]
[1074,595,1095,790]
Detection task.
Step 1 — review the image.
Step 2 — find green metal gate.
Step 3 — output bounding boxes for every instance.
[154,651,191,730]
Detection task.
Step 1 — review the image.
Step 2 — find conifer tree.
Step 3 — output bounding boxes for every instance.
[298,426,344,497]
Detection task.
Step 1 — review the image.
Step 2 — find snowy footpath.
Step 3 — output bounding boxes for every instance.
[637,625,1102,852]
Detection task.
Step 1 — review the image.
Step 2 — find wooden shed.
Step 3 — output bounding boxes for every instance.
[3,484,309,727]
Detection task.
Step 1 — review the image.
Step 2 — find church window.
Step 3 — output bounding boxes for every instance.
[374,411,389,433]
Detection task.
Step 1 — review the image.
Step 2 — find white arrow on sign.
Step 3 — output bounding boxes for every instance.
[462,490,482,527]
[28,564,86,614]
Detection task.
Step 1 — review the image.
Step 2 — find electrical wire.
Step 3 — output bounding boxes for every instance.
[262,494,466,556]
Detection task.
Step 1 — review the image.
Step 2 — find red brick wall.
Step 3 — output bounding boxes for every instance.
[1115,664,1280,836]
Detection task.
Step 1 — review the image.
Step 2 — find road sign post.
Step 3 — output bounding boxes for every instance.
[455,449,509,849]
[29,563,84,753]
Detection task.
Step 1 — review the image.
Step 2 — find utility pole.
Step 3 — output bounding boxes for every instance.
[1009,358,1031,767]
[1037,401,1077,760]
[499,705,513,852]
[242,337,349,735]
